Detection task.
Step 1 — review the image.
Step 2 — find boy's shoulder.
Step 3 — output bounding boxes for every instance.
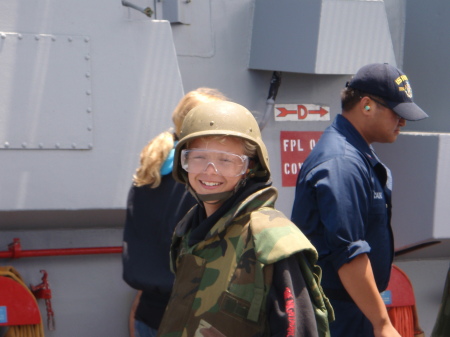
[249,207,318,265]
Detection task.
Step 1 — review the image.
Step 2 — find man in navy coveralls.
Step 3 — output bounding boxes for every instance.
[291,63,428,337]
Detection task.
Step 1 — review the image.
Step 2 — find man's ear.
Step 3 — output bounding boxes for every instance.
[359,96,372,115]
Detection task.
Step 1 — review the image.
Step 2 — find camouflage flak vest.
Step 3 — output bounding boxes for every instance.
[157,187,333,337]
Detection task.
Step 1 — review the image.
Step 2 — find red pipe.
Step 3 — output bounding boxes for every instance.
[0,238,123,259]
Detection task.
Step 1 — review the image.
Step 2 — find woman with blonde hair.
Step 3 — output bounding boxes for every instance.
[122,88,227,337]
[134,88,228,188]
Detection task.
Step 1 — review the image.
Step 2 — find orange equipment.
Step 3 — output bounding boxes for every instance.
[382,264,424,337]
[0,266,45,337]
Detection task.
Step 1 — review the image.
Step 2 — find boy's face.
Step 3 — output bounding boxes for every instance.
[187,136,247,209]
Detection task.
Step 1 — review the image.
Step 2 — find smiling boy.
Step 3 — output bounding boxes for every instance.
[156,101,333,337]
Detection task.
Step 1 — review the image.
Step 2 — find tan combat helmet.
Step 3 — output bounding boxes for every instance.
[173,101,270,185]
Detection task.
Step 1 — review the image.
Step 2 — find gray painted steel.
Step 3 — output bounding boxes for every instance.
[0,0,184,218]
[249,0,396,74]
[0,33,93,150]
[374,133,450,259]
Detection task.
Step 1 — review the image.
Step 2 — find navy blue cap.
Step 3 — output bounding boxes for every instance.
[347,63,429,121]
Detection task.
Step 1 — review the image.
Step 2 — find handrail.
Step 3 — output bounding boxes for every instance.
[0,238,122,259]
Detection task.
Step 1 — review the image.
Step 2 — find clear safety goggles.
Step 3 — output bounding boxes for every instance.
[181,149,249,177]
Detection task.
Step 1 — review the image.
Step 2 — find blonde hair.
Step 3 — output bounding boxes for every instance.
[133,88,227,187]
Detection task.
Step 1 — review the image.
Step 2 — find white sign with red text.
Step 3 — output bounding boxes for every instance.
[274,104,330,121]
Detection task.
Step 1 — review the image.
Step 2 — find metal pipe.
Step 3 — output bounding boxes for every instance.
[122,0,153,18]
[0,238,122,259]
[259,71,282,131]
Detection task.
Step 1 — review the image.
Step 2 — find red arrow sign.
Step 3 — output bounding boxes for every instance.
[275,104,330,121]
[309,107,328,117]
[276,107,297,117]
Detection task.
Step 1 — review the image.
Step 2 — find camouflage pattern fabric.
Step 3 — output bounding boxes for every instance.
[157,186,333,337]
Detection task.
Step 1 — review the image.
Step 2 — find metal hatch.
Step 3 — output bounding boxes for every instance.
[0,33,93,150]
